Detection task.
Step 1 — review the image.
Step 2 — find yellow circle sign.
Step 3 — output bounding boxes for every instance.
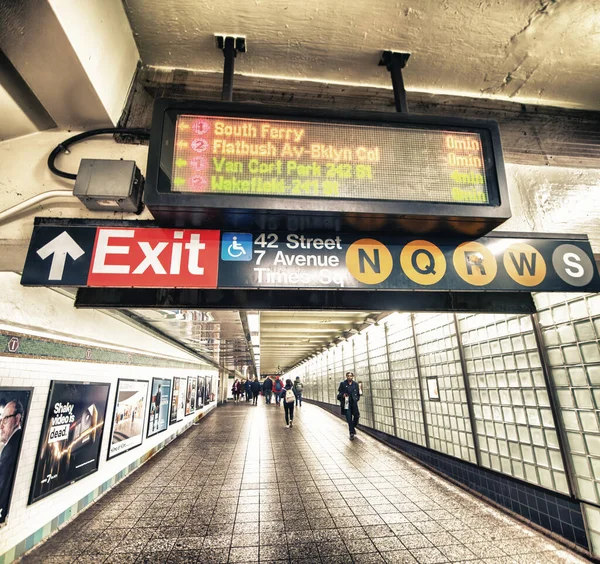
[453,242,498,286]
[503,243,546,286]
[400,240,446,285]
[346,238,393,285]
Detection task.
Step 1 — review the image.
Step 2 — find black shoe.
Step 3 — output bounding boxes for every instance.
[349,433,355,440]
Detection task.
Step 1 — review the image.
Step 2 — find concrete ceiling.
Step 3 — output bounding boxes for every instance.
[122,0,600,111]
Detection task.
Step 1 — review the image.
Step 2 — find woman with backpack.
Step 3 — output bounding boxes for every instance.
[280,379,296,428]
[273,376,284,407]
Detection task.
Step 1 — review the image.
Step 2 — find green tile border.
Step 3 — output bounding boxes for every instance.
[0,330,215,370]
[0,407,214,564]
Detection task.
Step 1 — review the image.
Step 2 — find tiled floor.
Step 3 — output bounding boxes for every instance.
[22,401,588,563]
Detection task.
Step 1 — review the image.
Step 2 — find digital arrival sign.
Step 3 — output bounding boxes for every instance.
[144,100,511,235]
[171,114,489,205]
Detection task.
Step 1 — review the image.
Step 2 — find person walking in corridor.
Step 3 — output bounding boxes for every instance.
[293,376,303,407]
[338,371,360,440]
[244,378,252,403]
[280,378,296,427]
[274,376,284,406]
[251,377,261,406]
[231,379,242,403]
[262,375,273,404]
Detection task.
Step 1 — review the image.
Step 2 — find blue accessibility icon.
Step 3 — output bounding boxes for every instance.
[221,233,253,261]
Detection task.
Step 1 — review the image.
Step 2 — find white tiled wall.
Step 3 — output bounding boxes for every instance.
[0,355,215,554]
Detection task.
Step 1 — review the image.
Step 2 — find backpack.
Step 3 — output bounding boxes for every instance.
[285,388,295,403]
[294,381,303,392]
[275,380,283,391]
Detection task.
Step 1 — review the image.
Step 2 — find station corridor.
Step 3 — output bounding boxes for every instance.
[22,401,587,564]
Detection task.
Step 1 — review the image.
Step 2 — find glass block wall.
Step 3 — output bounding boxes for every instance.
[353,332,374,427]
[457,312,569,493]
[534,292,600,553]
[386,313,427,446]
[367,323,395,436]
[414,313,477,463]
[286,300,600,556]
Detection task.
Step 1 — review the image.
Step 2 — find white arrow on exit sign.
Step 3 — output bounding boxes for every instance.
[36,231,85,281]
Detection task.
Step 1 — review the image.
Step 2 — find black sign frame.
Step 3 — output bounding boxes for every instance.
[29,380,110,504]
[144,99,511,236]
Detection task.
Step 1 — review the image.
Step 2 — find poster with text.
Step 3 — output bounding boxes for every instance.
[29,381,110,504]
[147,378,171,438]
[185,376,196,415]
[170,377,182,424]
[0,388,32,523]
[108,379,148,459]
[197,377,206,409]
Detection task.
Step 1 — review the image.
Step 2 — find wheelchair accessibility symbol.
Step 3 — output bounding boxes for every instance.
[221,233,253,261]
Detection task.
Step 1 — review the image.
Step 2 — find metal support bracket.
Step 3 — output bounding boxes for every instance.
[379,51,410,113]
[215,35,247,102]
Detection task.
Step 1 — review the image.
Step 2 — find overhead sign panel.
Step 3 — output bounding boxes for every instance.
[144,100,511,235]
[21,219,600,293]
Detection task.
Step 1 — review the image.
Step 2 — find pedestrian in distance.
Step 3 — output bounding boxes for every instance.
[251,376,261,406]
[280,379,296,428]
[337,371,360,440]
[293,376,303,407]
[244,378,252,402]
[231,379,242,403]
[262,375,273,404]
[274,376,284,406]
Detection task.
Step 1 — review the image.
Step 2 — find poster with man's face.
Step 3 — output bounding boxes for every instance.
[108,379,148,459]
[147,378,171,438]
[0,388,32,523]
[30,381,110,504]
[170,377,181,424]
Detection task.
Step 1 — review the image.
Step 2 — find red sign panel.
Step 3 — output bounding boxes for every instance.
[87,228,220,287]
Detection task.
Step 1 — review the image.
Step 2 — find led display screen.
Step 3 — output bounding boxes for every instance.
[170,114,490,205]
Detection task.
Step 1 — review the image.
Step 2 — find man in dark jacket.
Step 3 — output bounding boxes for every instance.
[262,376,273,404]
[337,371,360,440]
[244,379,252,402]
[250,377,261,406]
[0,400,25,519]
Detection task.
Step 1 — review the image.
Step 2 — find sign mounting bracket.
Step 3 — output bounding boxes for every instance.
[379,51,411,113]
[215,35,246,102]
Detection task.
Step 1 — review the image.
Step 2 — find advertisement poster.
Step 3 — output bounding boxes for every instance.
[108,379,148,459]
[170,377,182,424]
[29,381,110,504]
[147,378,171,438]
[206,376,213,403]
[196,376,204,409]
[176,378,186,420]
[185,376,197,415]
[0,388,32,523]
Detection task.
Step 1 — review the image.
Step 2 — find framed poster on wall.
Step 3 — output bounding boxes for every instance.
[108,379,148,459]
[29,381,110,504]
[185,376,197,415]
[206,376,213,403]
[147,378,171,438]
[170,377,182,424]
[196,375,204,409]
[0,388,32,523]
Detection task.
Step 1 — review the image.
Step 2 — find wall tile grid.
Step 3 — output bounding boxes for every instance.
[0,353,216,560]
[457,312,570,494]
[353,332,374,428]
[386,313,427,446]
[414,313,477,463]
[367,323,395,436]
[534,292,600,554]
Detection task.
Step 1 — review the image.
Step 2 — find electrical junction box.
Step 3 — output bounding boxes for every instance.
[74,159,144,213]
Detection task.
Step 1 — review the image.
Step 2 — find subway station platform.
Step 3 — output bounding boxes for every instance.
[22,402,586,564]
